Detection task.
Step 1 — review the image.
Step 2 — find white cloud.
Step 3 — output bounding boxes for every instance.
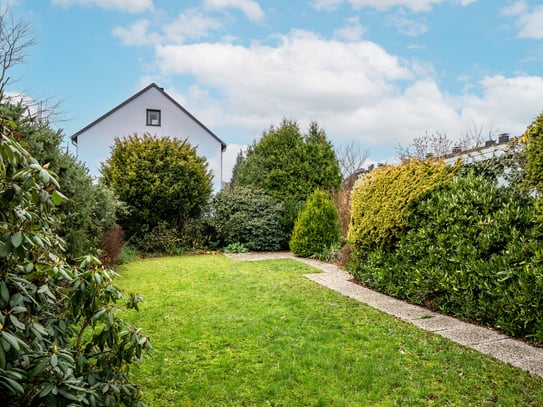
[311,0,344,11]
[109,4,541,169]
[112,19,154,46]
[458,75,543,135]
[501,0,527,16]
[163,9,223,42]
[313,0,477,12]
[223,143,247,182]
[333,16,365,41]
[348,0,443,12]
[501,1,543,39]
[385,7,428,36]
[51,0,153,13]
[457,0,477,5]
[155,30,413,123]
[516,6,543,39]
[113,9,223,46]
[1,0,21,8]
[203,0,265,22]
[145,27,543,164]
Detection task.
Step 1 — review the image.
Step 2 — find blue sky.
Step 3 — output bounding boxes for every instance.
[5,0,543,178]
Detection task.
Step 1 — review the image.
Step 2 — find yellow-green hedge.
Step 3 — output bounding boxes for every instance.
[348,159,458,249]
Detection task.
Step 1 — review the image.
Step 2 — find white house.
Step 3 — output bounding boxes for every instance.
[70,83,227,192]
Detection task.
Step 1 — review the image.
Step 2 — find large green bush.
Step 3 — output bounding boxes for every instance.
[348,159,457,250]
[0,121,151,405]
[349,171,543,343]
[101,134,212,242]
[208,186,287,251]
[290,189,340,258]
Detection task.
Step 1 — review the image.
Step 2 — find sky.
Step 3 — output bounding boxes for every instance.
[5,0,543,180]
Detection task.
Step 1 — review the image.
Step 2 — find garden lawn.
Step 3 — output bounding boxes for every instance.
[117,255,543,406]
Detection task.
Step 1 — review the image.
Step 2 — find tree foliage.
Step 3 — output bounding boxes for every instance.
[0,101,119,260]
[101,134,212,241]
[0,120,151,406]
[229,148,244,185]
[236,120,342,204]
[335,141,369,189]
[289,189,340,258]
[208,186,287,251]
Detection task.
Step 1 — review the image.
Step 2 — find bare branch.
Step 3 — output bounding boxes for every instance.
[336,141,369,178]
[335,141,369,190]
[0,8,35,98]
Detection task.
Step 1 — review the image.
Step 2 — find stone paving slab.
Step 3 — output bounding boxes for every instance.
[434,323,509,347]
[473,339,543,377]
[409,314,469,331]
[225,252,543,379]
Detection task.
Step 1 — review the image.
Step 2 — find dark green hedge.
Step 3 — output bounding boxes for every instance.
[349,171,543,343]
[208,186,287,251]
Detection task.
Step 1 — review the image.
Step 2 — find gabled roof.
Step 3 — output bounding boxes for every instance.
[70,83,226,152]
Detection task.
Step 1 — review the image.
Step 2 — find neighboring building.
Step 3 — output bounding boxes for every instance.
[71,83,227,192]
[353,133,518,184]
[443,133,513,166]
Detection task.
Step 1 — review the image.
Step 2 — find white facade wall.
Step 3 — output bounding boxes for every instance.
[74,85,224,192]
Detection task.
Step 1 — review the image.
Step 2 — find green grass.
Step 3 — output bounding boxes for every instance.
[117,255,543,406]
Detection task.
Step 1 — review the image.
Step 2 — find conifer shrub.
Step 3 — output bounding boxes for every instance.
[348,159,457,252]
[101,134,212,244]
[289,189,340,258]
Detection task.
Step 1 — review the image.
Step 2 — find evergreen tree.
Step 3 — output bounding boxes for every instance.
[230,149,245,185]
[289,189,340,258]
[101,134,212,241]
[236,119,341,204]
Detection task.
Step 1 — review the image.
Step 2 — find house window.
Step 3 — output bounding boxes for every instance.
[146,109,161,126]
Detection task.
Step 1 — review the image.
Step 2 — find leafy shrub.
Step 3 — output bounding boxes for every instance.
[101,134,212,241]
[224,242,249,253]
[208,186,287,251]
[0,123,150,405]
[348,159,457,250]
[290,189,340,258]
[178,217,212,251]
[350,171,543,343]
[139,221,180,255]
[0,101,119,259]
[310,242,342,262]
[119,244,139,264]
